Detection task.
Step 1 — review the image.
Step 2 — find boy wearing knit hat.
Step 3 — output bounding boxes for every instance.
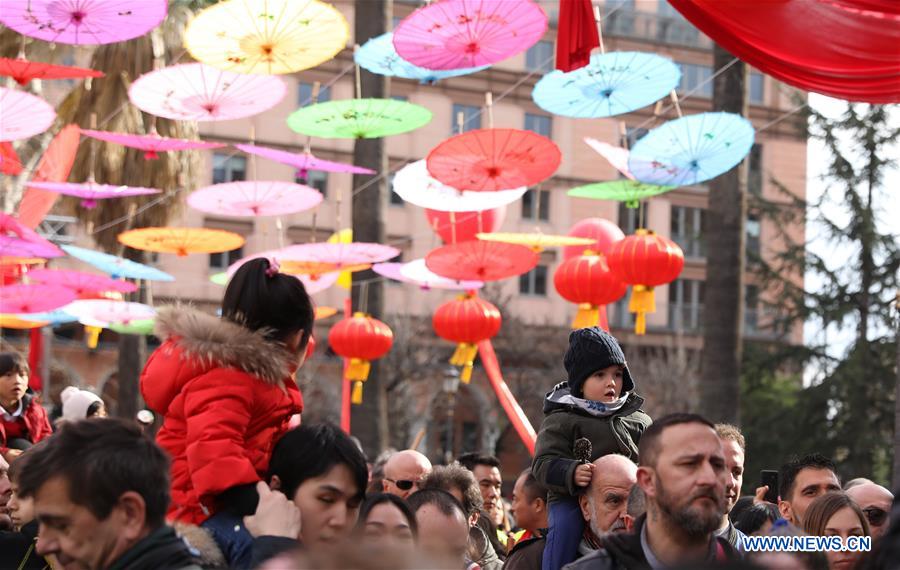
[532,327,652,570]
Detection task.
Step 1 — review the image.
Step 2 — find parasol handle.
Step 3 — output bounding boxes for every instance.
[87,113,98,183]
[449,211,457,244]
[248,125,257,179]
[354,45,362,99]
[594,5,605,55]
[669,90,683,118]
[485,92,493,130]
[456,111,465,135]
[618,121,628,149]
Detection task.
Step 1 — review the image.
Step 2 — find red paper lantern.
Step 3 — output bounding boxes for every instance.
[432,293,502,383]
[563,218,625,260]
[607,229,684,335]
[425,206,505,244]
[554,253,627,330]
[328,312,393,404]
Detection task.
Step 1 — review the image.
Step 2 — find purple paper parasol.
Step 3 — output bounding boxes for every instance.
[0,212,64,259]
[26,268,137,295]
[0,0,168,45]
[0,87,56,142]
[187,181,323,218]
[81,129,226,160]
[128,63,286,122]
[234,143,375,180]
[26,181,160,209]
[63,299,156,325]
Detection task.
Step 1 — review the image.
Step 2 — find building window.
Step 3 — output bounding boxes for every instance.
[519,265,548,296]
[749,73,765,104]
[748,143,763,195]
[525,40,554,73]
[744,284,760,333]
[668,278,704,332]
[617,202,639,234]
[297,170,328,197]
[521,188,550,221]
[209,246,244,270]
[298,81,331,107]
[670,205,705,258]
[746,214,761,262]
[676,62,713,99]
[212,153,246,184]
[525,113,552,138]
[451,103,481,133]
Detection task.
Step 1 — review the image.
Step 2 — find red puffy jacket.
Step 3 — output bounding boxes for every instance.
[140,307,303,525]
[0,393,52,455]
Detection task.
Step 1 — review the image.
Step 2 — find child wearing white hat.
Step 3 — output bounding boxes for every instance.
[60,386,106,421]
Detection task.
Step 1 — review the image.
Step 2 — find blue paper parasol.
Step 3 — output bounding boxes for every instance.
[355,32,488,84]
[62,245,175,282]
[532,51,681,118]
[628,112,755,186]
[19,310,79,326]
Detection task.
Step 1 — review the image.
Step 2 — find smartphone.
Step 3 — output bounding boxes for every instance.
[761,470,779,503]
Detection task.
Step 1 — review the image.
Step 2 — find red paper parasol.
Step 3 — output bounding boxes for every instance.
[1,142,23,175]
[188,181,323,218]
[0,212,64,259]
[81,129,225,160]
[15,124,81,229]
[426,128,561,192]
[425,240,538,282]
[0,284,76,314]
[0,87,56,142]
[26,269,137,296]
[0,57,105,86]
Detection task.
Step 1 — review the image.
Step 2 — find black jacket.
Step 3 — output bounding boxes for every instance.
[0,522,48,570]
[504,536,546,570]
[106,525,202,570]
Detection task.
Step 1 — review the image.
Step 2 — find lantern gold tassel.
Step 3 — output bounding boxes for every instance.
[351,381,364,405]
[346,358,370,381]
[571,304,599,329]
[85,325,102,349]
[629,285,655,335]
[449,343,479,383]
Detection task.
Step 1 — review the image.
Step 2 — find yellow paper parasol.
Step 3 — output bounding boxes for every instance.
[280,260,371,279]
[184,0,350,75]
[314,306,338,320]
[118,228,245,257]
[476,232,597,253]
[0,314,49,329]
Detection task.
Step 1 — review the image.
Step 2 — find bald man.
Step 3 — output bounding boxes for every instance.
[577,454,637,554]
[382,449,432,499]
[846,482,893,540]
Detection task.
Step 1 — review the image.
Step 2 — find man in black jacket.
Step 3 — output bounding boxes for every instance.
[564,413,741,569]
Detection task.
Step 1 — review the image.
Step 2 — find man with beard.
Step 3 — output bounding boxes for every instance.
[577,455,637,553]
[564,413,740,569]
[715,424,748,550]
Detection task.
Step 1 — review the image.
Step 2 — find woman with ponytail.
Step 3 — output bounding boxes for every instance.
[140,258,314,526]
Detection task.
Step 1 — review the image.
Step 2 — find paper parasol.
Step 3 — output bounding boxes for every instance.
[109,319,155,335]
[398,259,484,290]
[372,262,411,284]
[210,272,229,286]
[81,129,226,160]
[61,245,174,281]
[117,227,245,257]
[0,315,49,329]
[584,138,634,180]
[393,0,547,70]
[568,180,676,208]
[287,98,432,139]
[0,57,104,86]
[1,212,64,259]
[234,143,374,179]
[26,268,136,296]
[229,242,399,276]
[628,112,755,187]
[129,63,286,122]
[64,300,156,325]
[188,181,323,218]
[1,142,23,175]
[26,181,160,209]
[15,124,81,229]
[425,241,538,282]
[426,128,561,192]
[18,309,79,326]
[356,33,488,85]
[476,232,596,252]
[280,261,370,278]
[314,307,337,320]
[0,0,167,45]
[0,284,77,314]
[297,271,340,295]
[0,87,56,142]
[533,52,681,118]
[185,0,349,75]
[392,160,526,212]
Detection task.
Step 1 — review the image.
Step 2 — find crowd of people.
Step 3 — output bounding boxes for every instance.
[1,258,898,570]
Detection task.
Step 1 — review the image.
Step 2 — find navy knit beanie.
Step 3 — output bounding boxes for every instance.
[563,327,635,398]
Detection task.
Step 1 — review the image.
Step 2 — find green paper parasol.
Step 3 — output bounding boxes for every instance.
[109,319,156,336]
[210,272,229,286]
[567,180,676,208]
[287,98,432,139]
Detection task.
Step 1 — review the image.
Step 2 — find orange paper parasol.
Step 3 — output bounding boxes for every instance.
[117,227,245,257]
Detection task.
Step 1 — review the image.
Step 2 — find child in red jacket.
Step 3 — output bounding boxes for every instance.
[140,258,314,525]
[0,352,52,462]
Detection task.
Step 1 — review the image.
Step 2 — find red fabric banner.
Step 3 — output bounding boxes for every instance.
[668,0,900,103]
[478,339,537,455]
[556,0,600,72]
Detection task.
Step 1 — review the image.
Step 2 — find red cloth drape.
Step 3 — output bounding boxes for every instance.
[28,328,43,392]
[478,339,537,455]
[555,0,600,72]
[667,0,900,104]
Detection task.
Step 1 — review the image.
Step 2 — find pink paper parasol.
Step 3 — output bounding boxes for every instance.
[26,268,136,296]
[81,129,226,160]
[0,212,64,259]
[234,143,374,180]
[399,259,484,290]
[188,181,323,218]
[0,284,76,314]
[63,299,156,325]
[0,87,56,142]
[228,242,399,277]
[393,0,548,70]
[298,271,340,295]
[26,181,160,209]
[0,0,168,45]
[128,63,286,122]
[0,57,104,86]
[584,138,634,180]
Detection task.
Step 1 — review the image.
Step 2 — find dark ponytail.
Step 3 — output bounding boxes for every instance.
[221,258,314,349]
